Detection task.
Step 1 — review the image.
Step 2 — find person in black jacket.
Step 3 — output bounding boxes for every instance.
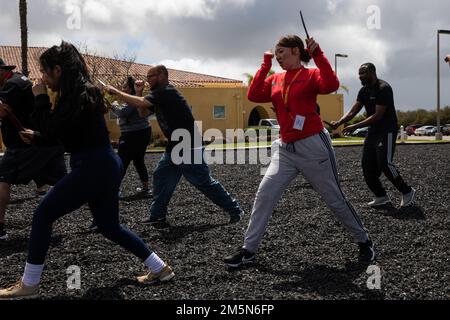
[0,42,174,299]
[0,58,66,241]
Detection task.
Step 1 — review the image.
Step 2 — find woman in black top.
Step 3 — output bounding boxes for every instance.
[0,42,174,299]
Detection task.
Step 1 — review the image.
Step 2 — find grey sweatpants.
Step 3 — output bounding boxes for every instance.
[243,129,369,253]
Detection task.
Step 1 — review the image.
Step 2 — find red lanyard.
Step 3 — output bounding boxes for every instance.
[281,68,303,119]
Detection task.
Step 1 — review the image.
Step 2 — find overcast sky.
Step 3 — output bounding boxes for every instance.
[1,0,450,111]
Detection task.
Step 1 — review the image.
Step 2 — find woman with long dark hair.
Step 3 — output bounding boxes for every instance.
[0,42,173,299]
[110,76,152,196]
[89,76,152,231]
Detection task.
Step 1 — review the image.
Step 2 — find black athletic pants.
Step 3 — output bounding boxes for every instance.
[362,131,412,197]
[118,127,151,183]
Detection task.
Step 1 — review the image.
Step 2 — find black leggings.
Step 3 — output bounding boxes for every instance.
[27,146,152,265]
[118,127,151,183]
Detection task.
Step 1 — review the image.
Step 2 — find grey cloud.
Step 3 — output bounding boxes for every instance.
[1,0,449,110]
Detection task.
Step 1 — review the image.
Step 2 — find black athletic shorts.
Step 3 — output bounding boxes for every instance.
[0,146,67,185]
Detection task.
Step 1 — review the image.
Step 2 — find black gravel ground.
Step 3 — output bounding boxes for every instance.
[0,144,449,300]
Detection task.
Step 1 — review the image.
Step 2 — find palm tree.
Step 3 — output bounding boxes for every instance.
[19,0,29,76]
[339,85,349,94]
[243,70,275,86]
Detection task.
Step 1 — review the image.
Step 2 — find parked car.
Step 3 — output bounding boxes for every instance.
[405,124,423,136]
[259,119,280,130]
[434,125,450,136]
[350,127,369,137]
[443,125,450,136]
[415,126,436,136]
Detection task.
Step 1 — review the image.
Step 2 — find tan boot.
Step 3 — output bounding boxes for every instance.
[137,264,175,284]
[0,280,39,300]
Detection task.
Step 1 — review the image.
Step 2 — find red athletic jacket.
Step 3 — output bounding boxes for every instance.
[248,47,339,143]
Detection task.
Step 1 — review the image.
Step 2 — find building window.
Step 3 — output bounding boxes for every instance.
[213,105,226,119]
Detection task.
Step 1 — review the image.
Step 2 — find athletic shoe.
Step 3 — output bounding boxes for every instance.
[224,248,256,268]
[137,264,175,284]
[358,239,376,263]
[229,209,244,224]
[0,280,39,300]
[135,187,152,198]
[35,189,46,196]
[368,196,392,208]
[0,229,7,241]
[88,221,98,232]
[229,215,241,224]
[142,216,170,229]
[400,188,416,208]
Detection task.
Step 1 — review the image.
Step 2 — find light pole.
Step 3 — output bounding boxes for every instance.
[335,53,348,94]
[436,29,450,141]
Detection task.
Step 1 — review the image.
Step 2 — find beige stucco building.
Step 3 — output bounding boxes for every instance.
[107,87,344,144]
[0,46,344,149]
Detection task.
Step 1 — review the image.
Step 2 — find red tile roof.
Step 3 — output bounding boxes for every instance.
[0,46,243,88]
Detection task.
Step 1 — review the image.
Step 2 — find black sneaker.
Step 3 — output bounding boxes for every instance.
[229,210,244,224]
[224,248,256,268]
[135,188,152,198]
[36,189,47,196]
[142,216,170,229]
[0,229,7,241]
[229,214,241,224]
[358,239,376,263]
[88,221,98,232]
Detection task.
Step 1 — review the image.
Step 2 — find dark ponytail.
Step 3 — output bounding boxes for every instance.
[277,35,311,64]
[126,76,136,95]
[39,41,106,113]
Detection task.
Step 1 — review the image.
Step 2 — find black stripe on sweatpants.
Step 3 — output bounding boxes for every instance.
[318,131,366,232]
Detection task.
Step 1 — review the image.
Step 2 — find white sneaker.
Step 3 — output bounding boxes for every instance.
[400,188,416,208]
[368,196,392,208]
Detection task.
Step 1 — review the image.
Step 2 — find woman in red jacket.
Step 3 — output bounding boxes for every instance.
[224,35,375,267]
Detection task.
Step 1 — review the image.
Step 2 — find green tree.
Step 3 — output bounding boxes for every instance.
[396,106,450,127]
[244,70,275,86]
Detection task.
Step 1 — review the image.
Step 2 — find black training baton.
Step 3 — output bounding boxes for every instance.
[323,120,333,128]
[299,10,310,39]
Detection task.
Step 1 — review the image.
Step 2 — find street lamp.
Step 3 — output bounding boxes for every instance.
[436,29,450,141]
[335,53,348,94]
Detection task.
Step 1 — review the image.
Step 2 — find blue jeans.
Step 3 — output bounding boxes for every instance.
[150,149,242,219]
[27,145,153,265]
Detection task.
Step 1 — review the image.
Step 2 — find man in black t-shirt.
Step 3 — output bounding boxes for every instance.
[0,58,66,240]
[105,65,243,228]
[331,63,415,209]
